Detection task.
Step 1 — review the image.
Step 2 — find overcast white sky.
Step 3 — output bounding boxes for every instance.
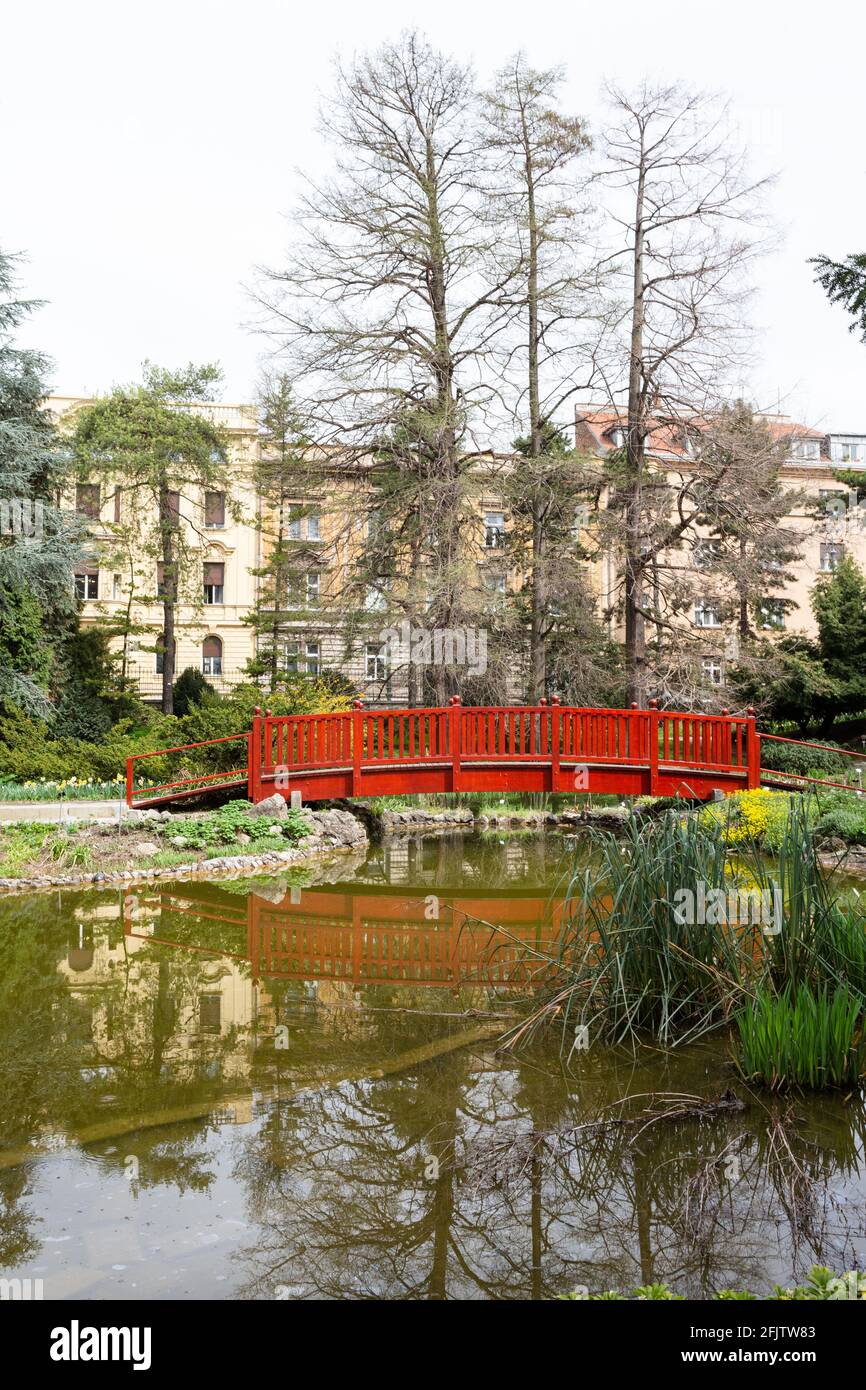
[3,0,864,433]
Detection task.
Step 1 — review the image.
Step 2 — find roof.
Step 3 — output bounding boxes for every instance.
[574,407,829,463]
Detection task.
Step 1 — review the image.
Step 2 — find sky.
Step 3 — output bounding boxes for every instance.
[3,0,864,434]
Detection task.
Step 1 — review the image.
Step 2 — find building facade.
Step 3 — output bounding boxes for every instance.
[52,394,865,706]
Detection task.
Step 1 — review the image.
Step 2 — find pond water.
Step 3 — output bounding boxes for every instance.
[1,828,865,1300]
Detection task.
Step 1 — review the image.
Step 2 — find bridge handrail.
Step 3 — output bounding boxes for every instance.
[759,732,866,761]
[126,732,251,806]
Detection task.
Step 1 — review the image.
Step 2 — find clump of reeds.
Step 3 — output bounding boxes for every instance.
[508,796,866,1088]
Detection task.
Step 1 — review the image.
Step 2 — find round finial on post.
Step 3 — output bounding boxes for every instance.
[649,699,658,709]
[540,697,548,707]
[353,698,364,709]
[265,708,273,718]
[254,706,261,717]
[551,695,561,706]
[747,706,756,717]
[450,694,461,705]
[630,702,638,709]
[721,708,729,716]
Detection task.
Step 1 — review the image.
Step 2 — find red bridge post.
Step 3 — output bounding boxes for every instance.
[352,699,364,796]
[648,699,660,795]
[551,695,561,791]
[450,696,462,792]
[249,707,263,802]
[746,707,760,788]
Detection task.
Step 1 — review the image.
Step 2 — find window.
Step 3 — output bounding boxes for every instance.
[484,511,505,548]
[365,642,388,683]
[202,636,223,676]
[164,490,181,524]
[204,491,225,528]
[156,561,175,600]
[283,640,320,675]
[819,488,848,520]
[693,540,720,568]
[75,483,100,520]
[840,442,863,464]
[199,995,221,1034]
[702,659,723,687]
[155,637,176,675]
[791,439,820,461]
[694,599,720,628]
[203,562,225,604]
[571,503,590,538]
[820,542,844,572]
[483,571,507,599]
[112,573,122,600]
[113,489,121,523]
[759,598,786,629]
[283,504,321,541]
[609,428,625,448]
[74,568,98,600]
[305,572,320,606]
[363,583,387,612]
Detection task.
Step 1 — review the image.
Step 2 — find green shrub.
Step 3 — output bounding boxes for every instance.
[760,738,854,777]
[172,667,213,717]
[812,790,866,845]
[159,799,310,850]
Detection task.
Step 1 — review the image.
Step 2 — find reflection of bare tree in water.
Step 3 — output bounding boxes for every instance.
[232,1051,866,1299]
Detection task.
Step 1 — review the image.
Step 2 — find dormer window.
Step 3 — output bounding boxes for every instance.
[791,439,820,461]
[609,428,625,448]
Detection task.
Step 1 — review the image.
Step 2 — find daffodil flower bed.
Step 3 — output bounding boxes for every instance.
[0,776,130,802]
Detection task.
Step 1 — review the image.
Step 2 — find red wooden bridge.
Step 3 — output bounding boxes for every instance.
[125,698,864,810]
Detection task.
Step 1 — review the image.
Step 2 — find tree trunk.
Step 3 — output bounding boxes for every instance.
[624,154,648,707]
[159,480,176,716]
[524,121,547,704]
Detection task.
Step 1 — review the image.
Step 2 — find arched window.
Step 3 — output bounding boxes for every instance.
[202,635,222,676]
[155,636,176,674]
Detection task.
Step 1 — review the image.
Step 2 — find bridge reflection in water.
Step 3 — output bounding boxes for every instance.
[124,882,567,990]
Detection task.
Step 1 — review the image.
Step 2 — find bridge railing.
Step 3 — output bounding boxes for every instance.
[125,732,251,807]
[253,700,758,798]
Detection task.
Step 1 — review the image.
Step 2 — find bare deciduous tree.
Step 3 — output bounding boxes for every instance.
[595,82,773,705]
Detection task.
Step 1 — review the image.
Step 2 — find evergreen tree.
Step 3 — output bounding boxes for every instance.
[242,373,319,689]
[71,362,232,715]
[811,251,866,342]
[0,247,86,716]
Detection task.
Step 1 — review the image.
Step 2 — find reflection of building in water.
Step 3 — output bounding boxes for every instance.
[57,895,261,1091]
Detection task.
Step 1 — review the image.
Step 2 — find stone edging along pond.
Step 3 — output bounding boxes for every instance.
[0,802,493,896]
[0,805,370,896]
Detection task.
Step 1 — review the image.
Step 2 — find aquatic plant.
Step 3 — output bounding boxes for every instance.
[735,984,866,1089]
